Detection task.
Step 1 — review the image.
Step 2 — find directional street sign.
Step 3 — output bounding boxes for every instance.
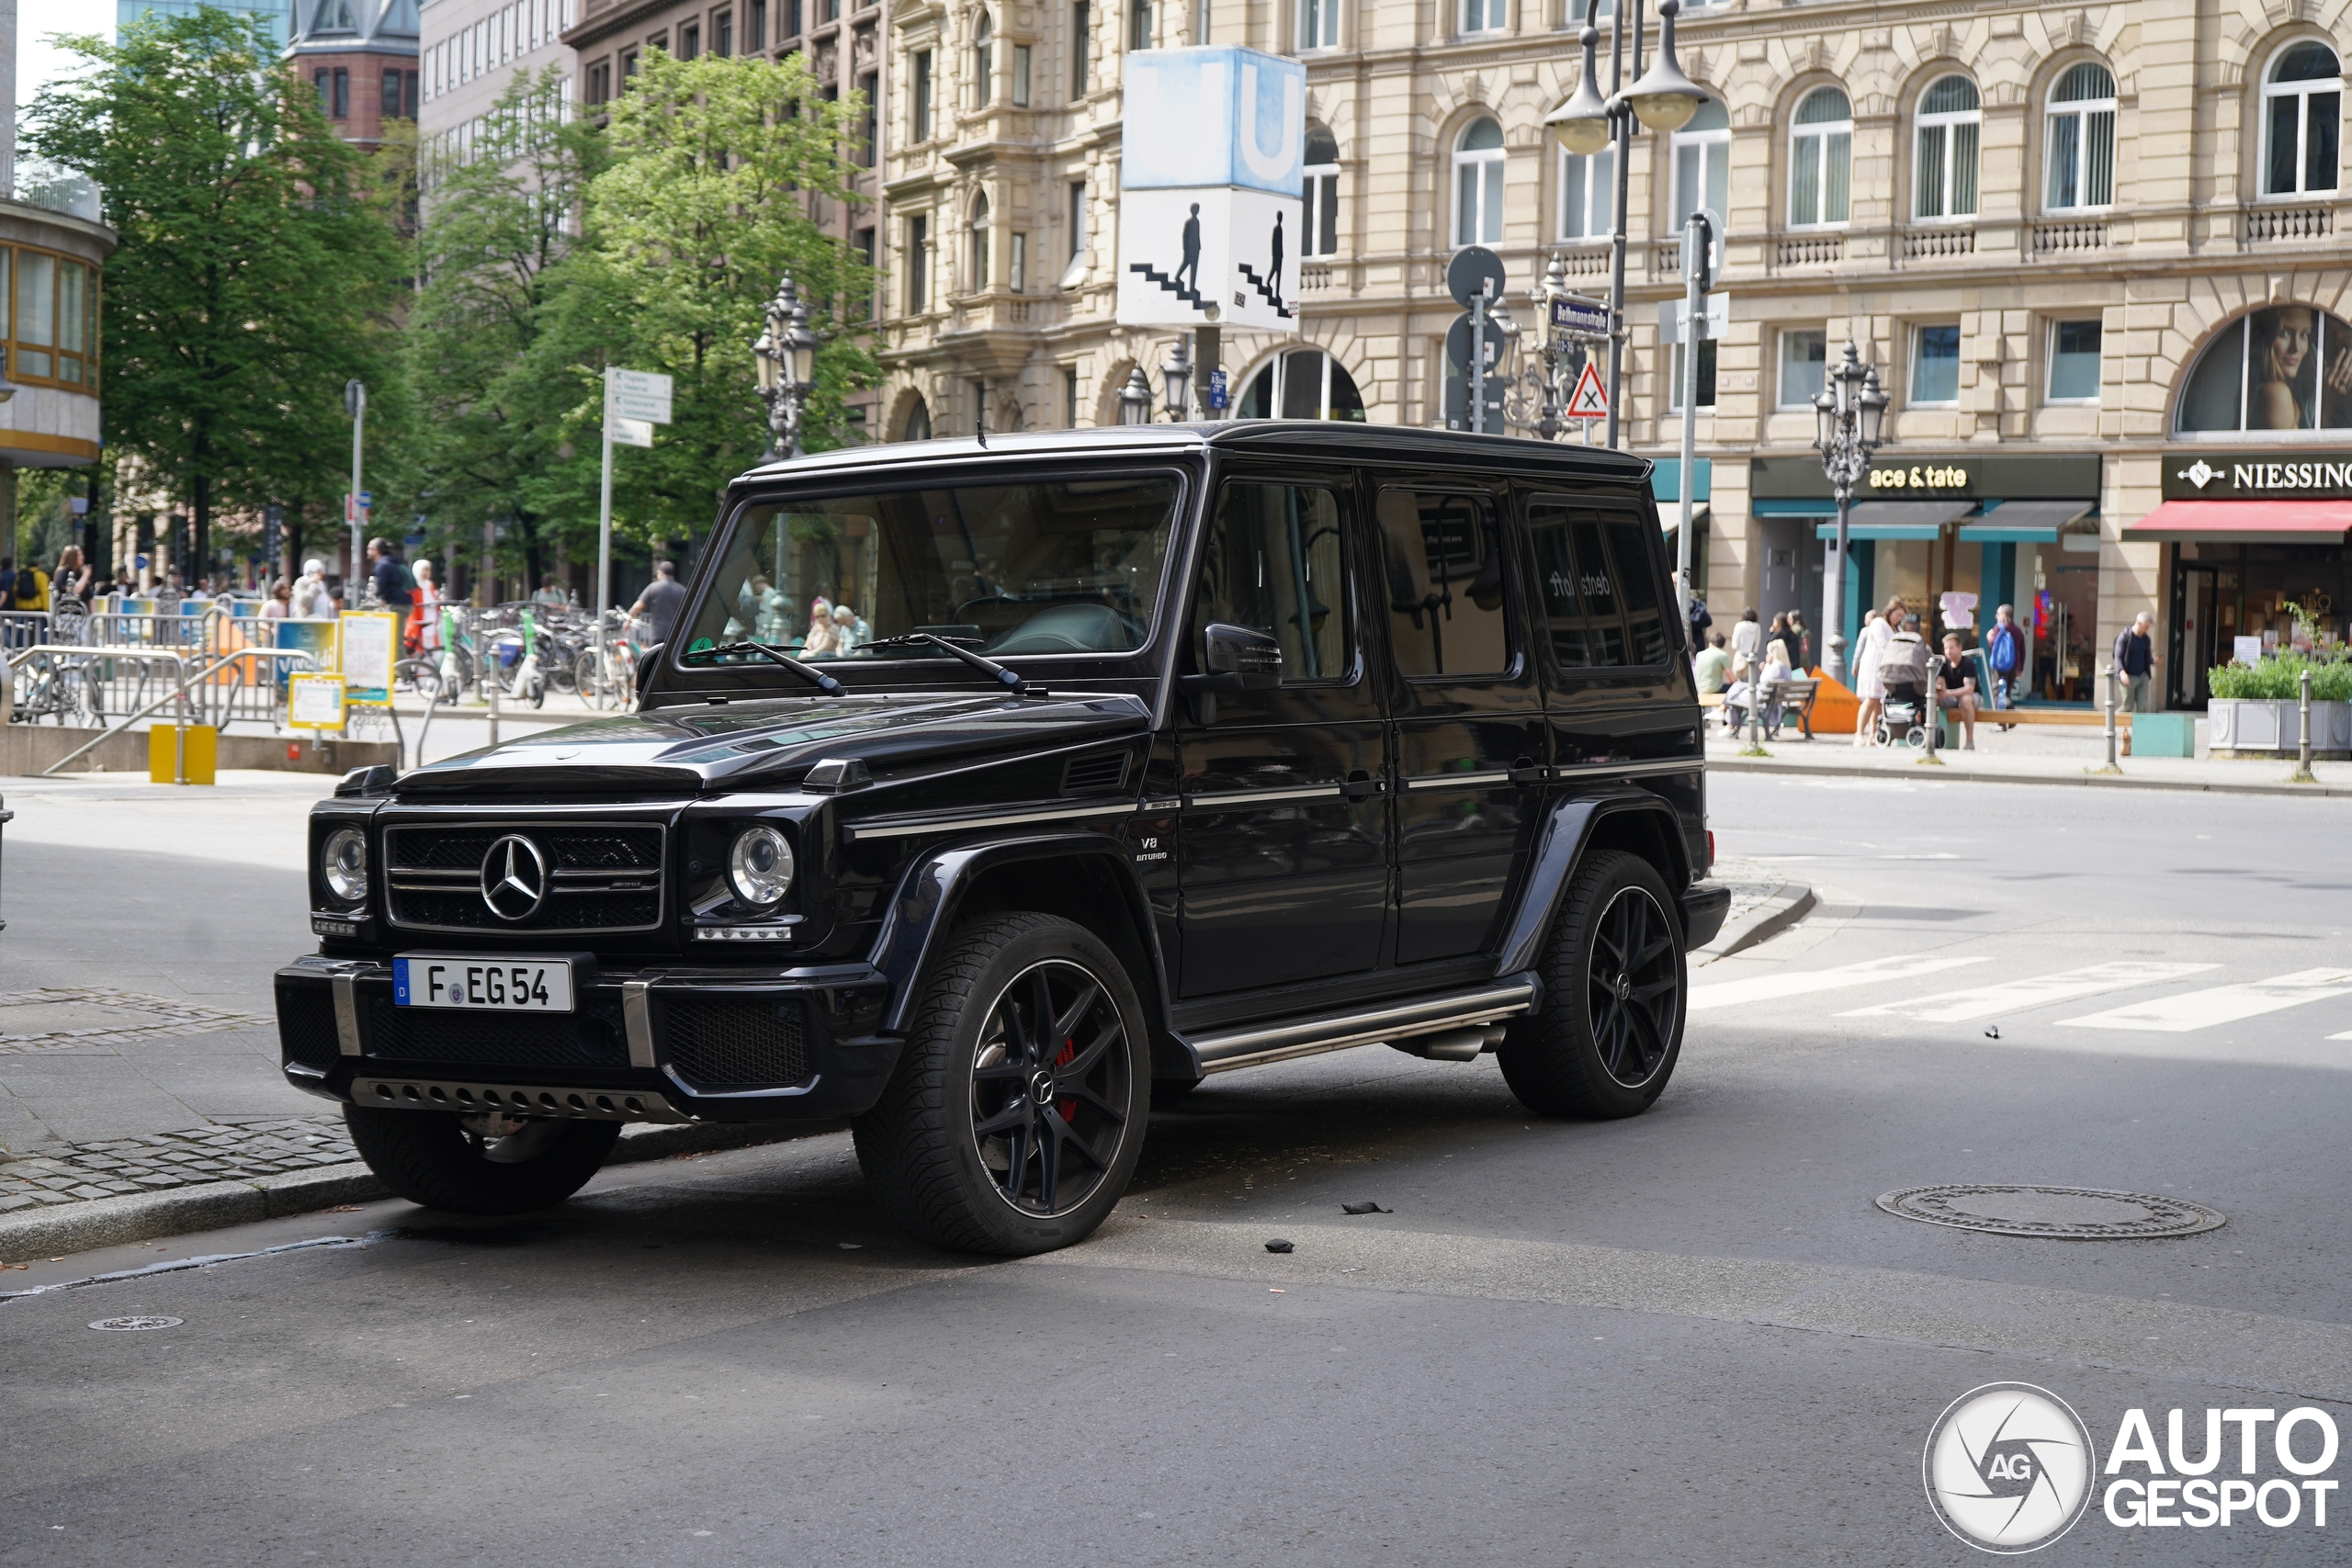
[605,367,674,426]
[1565,361,1611,420]
[609,417,655,449]
[1550,296,1611,337]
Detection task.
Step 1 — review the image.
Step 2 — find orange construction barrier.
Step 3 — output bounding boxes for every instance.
[1806,668,1860,737]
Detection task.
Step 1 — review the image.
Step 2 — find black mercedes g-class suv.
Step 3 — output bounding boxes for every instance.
[277,422,1725,1255]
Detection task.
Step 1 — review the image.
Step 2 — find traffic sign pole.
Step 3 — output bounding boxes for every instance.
[1677,212,1710,636]
[597,368,616,668]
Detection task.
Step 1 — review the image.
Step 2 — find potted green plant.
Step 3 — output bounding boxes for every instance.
[2208,651,2352,758]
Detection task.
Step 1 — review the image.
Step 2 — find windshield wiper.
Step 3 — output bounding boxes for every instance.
[857,633,1030,695]
[680,640,845,695]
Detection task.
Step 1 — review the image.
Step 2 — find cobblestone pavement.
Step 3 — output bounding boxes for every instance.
[1704,856,1787,931]
[0,1115,354,1213]
[0,987,276,1055]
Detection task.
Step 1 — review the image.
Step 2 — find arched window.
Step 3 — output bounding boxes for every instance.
[2176,304,2352,433]
[973,12,993,107]
[901,395,933,441]
[1669,98,1727,230]
[1789,86,1852,227]
[1237,349,1368,421]
[1914,75,1980,220]
[2044,62,2116,210]
[1453,117,1506,245]
[968,192,991,289]
[1303,125,1340,256]
[2263,41,2342,197]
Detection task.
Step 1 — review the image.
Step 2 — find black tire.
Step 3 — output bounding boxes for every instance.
[1497,850,1687,1120]
[343,1106,621,1215]
[853,913,1149,1256]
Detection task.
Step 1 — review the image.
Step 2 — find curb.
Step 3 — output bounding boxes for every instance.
[0,1119,839,1265]
[1707,754,2352,799]
[1695,884,1816,966]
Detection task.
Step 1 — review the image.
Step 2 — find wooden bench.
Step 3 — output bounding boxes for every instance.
[1704,677,1820,739]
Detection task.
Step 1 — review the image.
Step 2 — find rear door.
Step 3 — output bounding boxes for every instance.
[1374,480,1547,965]
[1175,469,1392,997]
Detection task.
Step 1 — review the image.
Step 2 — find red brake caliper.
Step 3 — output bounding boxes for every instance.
[1056,1038,1078,1122]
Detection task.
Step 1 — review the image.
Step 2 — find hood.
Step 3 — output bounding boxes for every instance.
[395,691,1155,795]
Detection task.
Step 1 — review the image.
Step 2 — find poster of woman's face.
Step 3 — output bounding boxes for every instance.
[2177,304,2352,433]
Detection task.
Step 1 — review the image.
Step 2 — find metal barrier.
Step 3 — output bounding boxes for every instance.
[6,604,328,734]
[5,643,323,783]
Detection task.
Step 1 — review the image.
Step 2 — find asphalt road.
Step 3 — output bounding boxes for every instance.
[5,773,2352,1565]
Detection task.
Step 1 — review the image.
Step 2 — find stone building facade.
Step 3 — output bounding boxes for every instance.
[874,0,2352,710]
[288,0,423,151]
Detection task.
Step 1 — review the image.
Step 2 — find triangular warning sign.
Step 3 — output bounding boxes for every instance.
[1565,362,1610,419]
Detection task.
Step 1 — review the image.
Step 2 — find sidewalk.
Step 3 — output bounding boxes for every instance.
[1703,724,2352,797]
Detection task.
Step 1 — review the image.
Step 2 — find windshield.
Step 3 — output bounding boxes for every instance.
[682,474,1182,665]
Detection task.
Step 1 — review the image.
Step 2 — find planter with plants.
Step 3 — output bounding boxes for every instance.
[2206,654,2352,758]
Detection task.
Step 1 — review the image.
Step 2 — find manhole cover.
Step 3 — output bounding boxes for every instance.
[88,1315,183,1331]
[1876,1184,2225,1240]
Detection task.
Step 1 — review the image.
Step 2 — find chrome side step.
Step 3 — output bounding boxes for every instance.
[1185,979,1537,1076]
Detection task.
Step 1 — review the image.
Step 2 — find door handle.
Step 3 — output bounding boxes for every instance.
[1342,770,1385,801]
[1508,756,1548,785]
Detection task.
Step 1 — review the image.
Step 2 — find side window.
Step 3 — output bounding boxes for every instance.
[1191,481,1351,682]
[1376,488,1513,678]
[1530,501,1670,671]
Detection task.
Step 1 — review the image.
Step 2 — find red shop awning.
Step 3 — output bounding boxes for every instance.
[2125,499,2352,544]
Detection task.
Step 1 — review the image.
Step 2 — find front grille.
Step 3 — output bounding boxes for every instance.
[278,984,342,1068]
[662,996,810,1089]
[365,997,629,1069]
[383,821,668,935]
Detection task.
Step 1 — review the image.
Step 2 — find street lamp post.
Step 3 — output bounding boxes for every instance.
[1812,341,1889,683]
[1160,334,1193,422]
[1116,367,1153,425]
[345,379,367,588]
[753,275,820,461]
[1544,0,1708,450]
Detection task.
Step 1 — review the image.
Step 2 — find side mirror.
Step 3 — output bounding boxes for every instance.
[635,642,666,699]
[1201,623,1282,687]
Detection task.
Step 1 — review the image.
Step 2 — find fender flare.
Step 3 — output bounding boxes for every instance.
[869,832,1177,1048]
[1494,789,1695,977]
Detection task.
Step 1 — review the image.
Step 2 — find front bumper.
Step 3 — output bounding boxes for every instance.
[274,954,899,1124]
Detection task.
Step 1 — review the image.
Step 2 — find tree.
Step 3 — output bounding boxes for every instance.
[26,6,407,575]
[390,67,599,596]
[532,49,876,564]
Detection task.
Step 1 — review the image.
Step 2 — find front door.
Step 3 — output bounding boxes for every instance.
[1374,482,1546,966]
[1176,471,1391,998]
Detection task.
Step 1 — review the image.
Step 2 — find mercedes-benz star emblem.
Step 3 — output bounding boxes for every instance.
[480,835,549,921]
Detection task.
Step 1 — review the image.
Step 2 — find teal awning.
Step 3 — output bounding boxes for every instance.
[1957,500,2096,544]
[1757,499,1837,517]
[1812,500,1975,541]
[1650,457,1712,504]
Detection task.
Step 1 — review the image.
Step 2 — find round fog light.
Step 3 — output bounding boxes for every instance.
[728,825,795,908]
[322,827,368,903]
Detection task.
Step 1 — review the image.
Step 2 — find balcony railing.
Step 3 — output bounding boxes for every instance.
[1299,263,1335,292]
[1776,234,1843,266]
[2033,220,2108,254]
[2245,205,2333,243]
[1901,227,1975,260]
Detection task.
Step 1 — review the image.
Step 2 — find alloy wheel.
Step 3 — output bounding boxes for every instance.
[968,959,1132,1216]
[1585,886,1680,1088]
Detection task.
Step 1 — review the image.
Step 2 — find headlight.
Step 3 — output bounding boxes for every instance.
[727,825,795,908]
[321,827,368,904]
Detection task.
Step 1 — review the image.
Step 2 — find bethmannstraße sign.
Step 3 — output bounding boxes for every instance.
[2164,451,2352,500]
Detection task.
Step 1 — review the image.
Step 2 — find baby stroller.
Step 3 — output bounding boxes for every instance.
[1874,667,1930,748]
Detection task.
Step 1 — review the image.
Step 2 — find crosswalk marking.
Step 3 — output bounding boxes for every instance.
[2053,968,2352,1034]
[1687,953,1989,1014]
[1838,962,2221,1023]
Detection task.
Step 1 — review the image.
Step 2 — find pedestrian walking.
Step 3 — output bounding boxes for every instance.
[290,559,330,618]
[409,559,443,655]
[52,547,92,606]
[2112,611,2161,711]
[368,538,415,614]
[262,579,292,619]
[1852,599,1903,746]
[1687,592,1713,653]
[1984,604,2024,710]
[1938,632,1980,749]
[1787,609,1812,671]
[627,560,689,647]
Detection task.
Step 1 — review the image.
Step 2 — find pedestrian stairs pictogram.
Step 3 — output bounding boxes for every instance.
[1128,261,1207,310]
[1234,264,1295,321]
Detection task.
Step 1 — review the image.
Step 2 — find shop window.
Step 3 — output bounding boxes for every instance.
[1789,86,1852,227]
[1911,324,1961,404]
[2263,41,2341,197]
[1303,126,1340,255]
[1453,117,1505,247]
[1236,349,1368,421]
[1668,340,1717,412]
[1669,99,1728,231]
[2175,304,2352,433]
[2047,320,2102,402]
[2044,62,2116,210]
[1779,328,1826,407]
[1914,74,1980,220]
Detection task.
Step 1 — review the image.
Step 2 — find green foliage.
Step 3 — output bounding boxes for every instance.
[2208,652,2352,702]
[24,6,408,549]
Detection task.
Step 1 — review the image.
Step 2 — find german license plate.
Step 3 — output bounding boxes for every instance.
[393,954,575,1013]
